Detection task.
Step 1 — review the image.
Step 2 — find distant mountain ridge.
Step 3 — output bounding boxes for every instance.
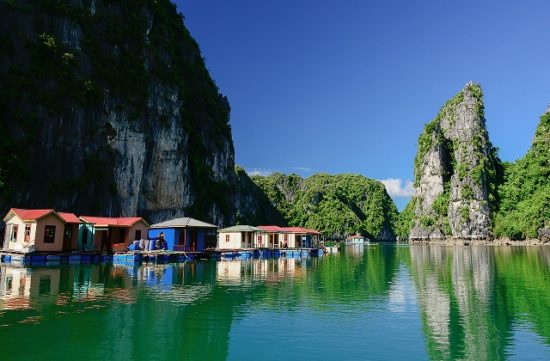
[251,173,398,240]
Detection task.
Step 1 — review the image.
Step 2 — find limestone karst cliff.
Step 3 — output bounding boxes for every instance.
[408,82,502,241]
[0,0,279,226]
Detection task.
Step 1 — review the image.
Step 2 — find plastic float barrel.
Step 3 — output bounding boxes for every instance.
[3,255,11,263]
[113,254,126,264]
[68,255,81,264]
[102,255,113,263]
[80,255,92,264]
[31,255,47,264]
[11,255,25,264]
[46,255,61,262]
[209,252,221,260]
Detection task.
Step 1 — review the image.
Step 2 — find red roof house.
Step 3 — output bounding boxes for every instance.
[78,216,149,252]
[3,208,74,253]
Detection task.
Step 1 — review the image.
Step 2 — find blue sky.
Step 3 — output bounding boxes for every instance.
[174,0,550,209]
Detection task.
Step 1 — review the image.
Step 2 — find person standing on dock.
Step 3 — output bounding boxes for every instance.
[157,232,167,250]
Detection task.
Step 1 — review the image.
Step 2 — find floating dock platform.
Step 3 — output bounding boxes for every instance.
[0,247,325,266]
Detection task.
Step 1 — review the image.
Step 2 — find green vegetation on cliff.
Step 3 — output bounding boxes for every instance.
[494,111,550,239]
[395,198,415,240]
[233,166,286,226]
[252,173,398,240]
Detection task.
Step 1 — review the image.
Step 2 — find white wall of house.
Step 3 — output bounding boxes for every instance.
[217,231,258,249]
[218,232,242,249]
[4,216,28,250]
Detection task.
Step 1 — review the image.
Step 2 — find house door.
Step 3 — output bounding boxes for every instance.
[189,230,197,252]
[81,227,88,250]
[102,231,109,252]
[63,225,72,251]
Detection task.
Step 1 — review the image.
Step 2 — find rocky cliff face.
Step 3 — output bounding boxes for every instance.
[409,82,501,241]
[0,0,275,226]
[252,173,398,240]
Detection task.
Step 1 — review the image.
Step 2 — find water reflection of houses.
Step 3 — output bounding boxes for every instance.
[216,258,306,285]
[0,265,61,309]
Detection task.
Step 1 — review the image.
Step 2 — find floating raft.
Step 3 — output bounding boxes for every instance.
[0,251,107,266]
[0,247,325,266]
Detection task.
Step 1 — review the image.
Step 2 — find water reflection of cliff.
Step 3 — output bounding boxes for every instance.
[410,245,550,360]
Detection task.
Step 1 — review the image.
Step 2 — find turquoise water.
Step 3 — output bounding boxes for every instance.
[0,245,549,360]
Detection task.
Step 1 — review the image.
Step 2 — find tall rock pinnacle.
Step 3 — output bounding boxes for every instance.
[409,82,501,241]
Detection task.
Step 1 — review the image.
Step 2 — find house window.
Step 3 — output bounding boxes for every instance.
[11,225,18,242]
[135,230,142,240]
[284,234,288,242]
[25,225,31,243]
[225,234,230,242]
[44,225,56,243]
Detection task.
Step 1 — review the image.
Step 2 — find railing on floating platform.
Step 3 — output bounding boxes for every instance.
[173,245,197,252]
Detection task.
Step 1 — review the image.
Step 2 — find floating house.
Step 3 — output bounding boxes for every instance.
[257,226,322,248]
[345,234,367,245]
[2,208,80,253]
[148,217,218,252]
[256,226,284,248]
[217,225,260,249]
[78,216,149,252]
[59,212,81,251]
[281,227,322,248]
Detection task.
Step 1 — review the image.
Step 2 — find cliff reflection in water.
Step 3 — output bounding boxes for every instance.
[0,246,549,361]
[410,245,550,360]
